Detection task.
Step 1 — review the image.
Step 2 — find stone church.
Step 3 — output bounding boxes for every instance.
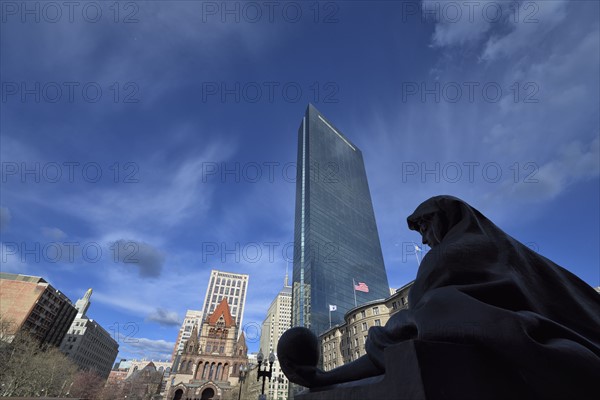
[167,299,248,400]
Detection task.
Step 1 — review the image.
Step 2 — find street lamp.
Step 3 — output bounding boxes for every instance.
[237,364,248,400]
[256,349,276,400]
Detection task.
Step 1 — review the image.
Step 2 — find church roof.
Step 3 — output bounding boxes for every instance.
[207,298,235,327]
[237,331,247,348]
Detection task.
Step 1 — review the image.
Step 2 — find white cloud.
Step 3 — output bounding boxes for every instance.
[424,0,501,47]
[0,242,28,274]
[481,0,568,61]
[6,1,284,109]
[119,337,175,361]
[93,290,155,315]
[146,308,181,327]
[2,138,236,240]
[90,257,212,322]
[41,227,66,241]
[71,142,233,235]
[425,0,570,61]
[492,137,600,201]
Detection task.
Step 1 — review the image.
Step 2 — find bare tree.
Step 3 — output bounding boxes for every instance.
[98,380,126,400]
[0,315,79,397]
[69,370,106,399]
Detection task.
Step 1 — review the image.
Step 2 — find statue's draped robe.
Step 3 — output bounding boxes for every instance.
[366,196,600,399]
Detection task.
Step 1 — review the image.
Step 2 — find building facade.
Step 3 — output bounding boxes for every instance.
[259,274,292,400]
[126,359,172,377]
[107,359,172,397]
[59,289,119,379]
[292,104,391,336]
[167,299,248,400]
[0,272,77,346]
[236,354,262,400]
[320,281,413,371]
[201,270,248,337]
[172,309,203,361]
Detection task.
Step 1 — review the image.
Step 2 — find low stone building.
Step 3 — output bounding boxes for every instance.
[60,289,119,379]
[320,281,413,371]
[121,361,165,399]
[127,359,173,378]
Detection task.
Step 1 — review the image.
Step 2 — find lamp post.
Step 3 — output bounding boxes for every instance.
[237,364,248,400]
[256,349,275,400]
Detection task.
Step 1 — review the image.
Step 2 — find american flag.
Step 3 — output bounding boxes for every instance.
[354,282,369,293]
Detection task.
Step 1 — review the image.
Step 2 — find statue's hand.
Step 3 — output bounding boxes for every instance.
[290,365,327,388]
[277,327,324,387]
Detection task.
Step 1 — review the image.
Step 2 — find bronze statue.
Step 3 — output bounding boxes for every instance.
[278,195,600,398]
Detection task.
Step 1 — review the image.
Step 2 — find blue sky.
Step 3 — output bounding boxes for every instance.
[1,0,598,361]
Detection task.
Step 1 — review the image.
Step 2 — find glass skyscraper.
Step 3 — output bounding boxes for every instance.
[292,104,390,336]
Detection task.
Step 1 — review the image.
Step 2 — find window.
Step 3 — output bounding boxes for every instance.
[362,322,368,331]
[361,310,366,318]
[375,319,381,326]
[352,326,357,335]
[401,297,407,305]
[372,307,379,315]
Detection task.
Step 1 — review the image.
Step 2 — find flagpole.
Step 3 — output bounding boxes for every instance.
[413,243,421,266]
[352,278,357,307]
[329,308,332,329]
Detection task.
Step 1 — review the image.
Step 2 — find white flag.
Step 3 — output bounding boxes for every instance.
[329,304,337,311]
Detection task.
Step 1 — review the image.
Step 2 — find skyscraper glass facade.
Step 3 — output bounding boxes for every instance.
[292,104,390,336]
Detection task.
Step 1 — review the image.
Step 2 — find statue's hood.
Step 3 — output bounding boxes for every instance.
[406,195,491,246]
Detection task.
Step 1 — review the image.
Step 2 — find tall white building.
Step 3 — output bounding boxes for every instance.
[201,270,249,337]
[171,309,203,361]
[260,273,292,400]
[60,289,119,379]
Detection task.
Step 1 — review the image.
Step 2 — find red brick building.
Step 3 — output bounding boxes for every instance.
[0,273,77,346]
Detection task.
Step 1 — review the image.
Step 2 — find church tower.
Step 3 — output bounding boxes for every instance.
[167,299,249,400]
